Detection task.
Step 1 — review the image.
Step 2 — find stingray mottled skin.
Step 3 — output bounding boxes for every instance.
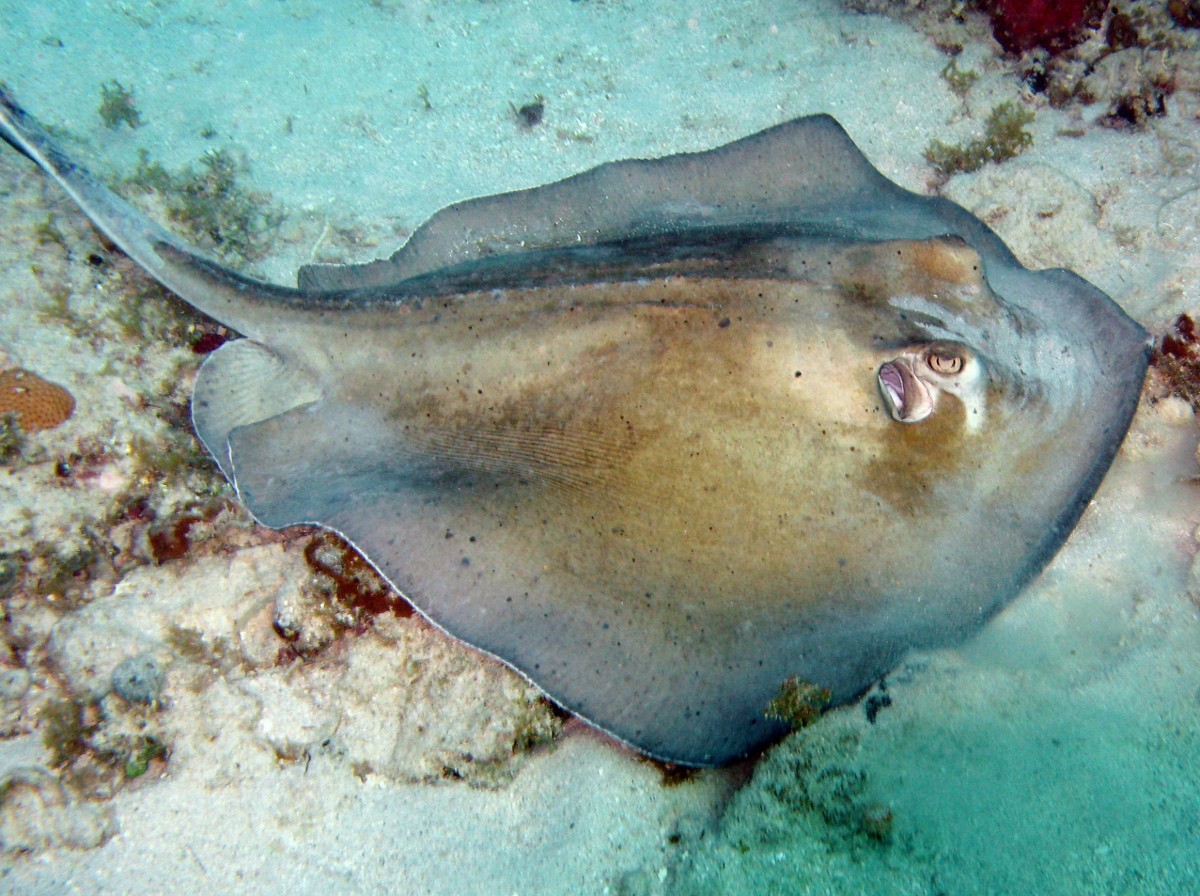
[0,89,1148,765]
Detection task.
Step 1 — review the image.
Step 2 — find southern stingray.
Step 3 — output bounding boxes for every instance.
[0,89,1148,766]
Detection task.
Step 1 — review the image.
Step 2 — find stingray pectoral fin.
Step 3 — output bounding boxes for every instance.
[192,339,322,481]
[322,491,796,766]
[297,113,890,289]
[222,399,793,765]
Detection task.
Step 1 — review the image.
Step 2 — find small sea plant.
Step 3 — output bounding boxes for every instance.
[98,80,142,129]
[39,698,92,769]
[122,738,169,780]
[924,101,1035,177]
[125,148,283,263]
[0,414,23,465]
[940,58,979,99]
[764,677,832,729]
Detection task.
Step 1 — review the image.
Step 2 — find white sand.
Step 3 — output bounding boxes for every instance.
[2,0,1199,893]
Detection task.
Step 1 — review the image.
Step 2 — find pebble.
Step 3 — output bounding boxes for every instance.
[0,668,29,700]
[111,654,164,705]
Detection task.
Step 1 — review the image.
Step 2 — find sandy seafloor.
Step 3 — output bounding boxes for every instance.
[2,0,1200,893]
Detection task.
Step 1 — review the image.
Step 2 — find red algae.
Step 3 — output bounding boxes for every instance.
[1150,313,1200,410]
[145,500,227,563]
[190,330,229,354]
[304,531,416,620]
[982,0,1109,54]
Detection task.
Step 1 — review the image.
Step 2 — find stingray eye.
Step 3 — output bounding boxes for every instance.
[927,351,964,375]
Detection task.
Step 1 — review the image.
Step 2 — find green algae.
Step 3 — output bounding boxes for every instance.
[924,102,1035,177]
[39,698,92,769]
[764,677,831,730]
[125,147,283,263]
[121,736,168,779]
[98,80,142,130]
[40,693,171,793]
[940,58,978,99]
[0,414,23,465]
[166,624,248,680]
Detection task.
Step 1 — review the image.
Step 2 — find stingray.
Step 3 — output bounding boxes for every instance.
[0,89,1148,766]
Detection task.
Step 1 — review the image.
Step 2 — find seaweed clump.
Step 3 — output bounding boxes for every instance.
[38,695,170,793]
[143,499,229,564]
[924,102,1035,178]
[125,148,283,263]
[0,414,23,465]
[940,58,979,100]
[165,624,256,685]
[765,677,832,730]
[637,756,701,788]
[1169,0,1200,28]
[3,535,109,612]
[98,80,142,130]
[39,698,92,770]
[980,0,1108,55]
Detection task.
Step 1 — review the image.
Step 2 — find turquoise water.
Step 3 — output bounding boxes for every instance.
[2,1,1199,893]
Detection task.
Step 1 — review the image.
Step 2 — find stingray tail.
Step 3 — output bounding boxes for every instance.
[0,86,303,339]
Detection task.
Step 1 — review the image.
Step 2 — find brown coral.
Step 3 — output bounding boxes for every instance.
[0,368,74,432]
